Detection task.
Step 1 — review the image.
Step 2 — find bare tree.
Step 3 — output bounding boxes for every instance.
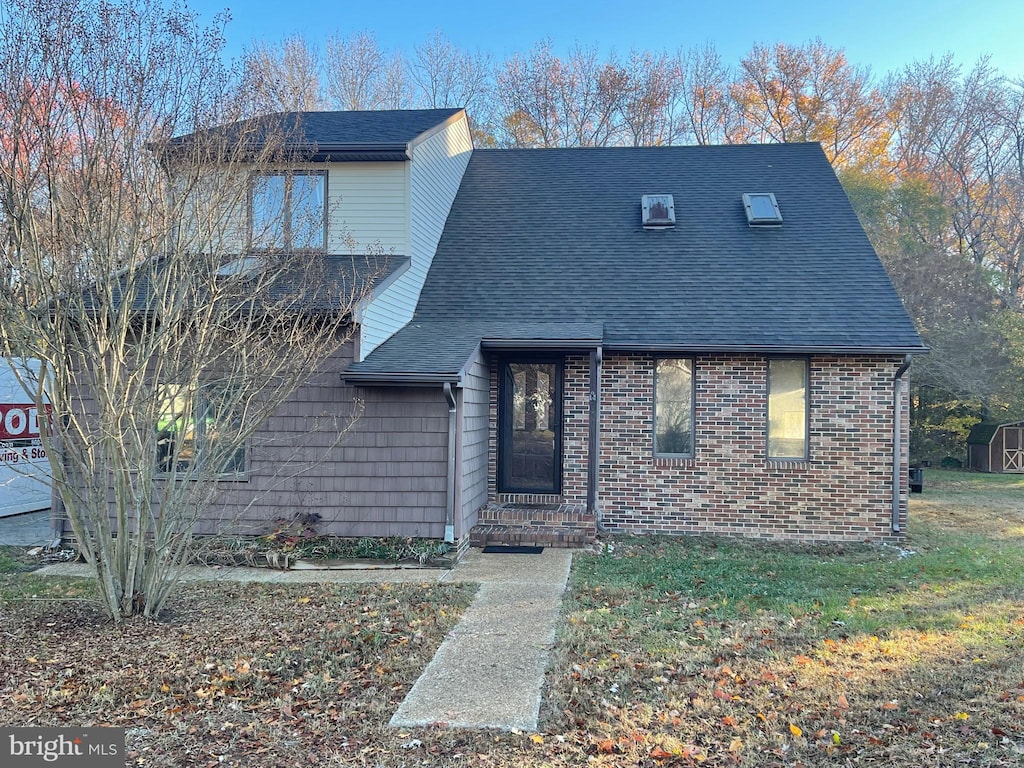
[496,40,630,148]
[410,30,496,143]
[994,81,1024,305]
[0,0,379,620]
[324,31,409,110]
[890,58,1024,305]
[410,30,491,110]
[239,34,324,115]
[675,43,734,146]
[617,49,680,147]
[496,40,563,147]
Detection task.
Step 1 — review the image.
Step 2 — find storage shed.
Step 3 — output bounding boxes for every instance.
[967,421,1024,473]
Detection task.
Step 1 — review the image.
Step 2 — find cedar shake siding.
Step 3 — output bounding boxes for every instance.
[68,340,451,541]
[485,352,908,543]
[206,341,450,538]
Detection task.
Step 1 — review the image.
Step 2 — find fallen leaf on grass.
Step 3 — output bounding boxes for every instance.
[789,723,803,738]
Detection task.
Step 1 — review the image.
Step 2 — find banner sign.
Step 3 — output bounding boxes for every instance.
[0,403,50,441]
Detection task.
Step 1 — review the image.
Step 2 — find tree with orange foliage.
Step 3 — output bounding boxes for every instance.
[729,38,890,168]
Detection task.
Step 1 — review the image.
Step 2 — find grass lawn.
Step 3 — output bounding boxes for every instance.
[1,469,1022,766]
[545,469,1024,766]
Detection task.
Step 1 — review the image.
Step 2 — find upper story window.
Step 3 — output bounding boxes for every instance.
[654,358,694,456]
[767,358,808,459]
[250,171,326,252]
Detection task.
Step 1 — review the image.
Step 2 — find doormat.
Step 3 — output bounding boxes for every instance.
[482,545,544,554]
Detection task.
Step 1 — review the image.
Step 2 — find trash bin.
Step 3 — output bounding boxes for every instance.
[908,466,924,493]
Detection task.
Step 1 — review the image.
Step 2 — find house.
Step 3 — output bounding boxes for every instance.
[107,108,928,552]
[967,421,1024,472]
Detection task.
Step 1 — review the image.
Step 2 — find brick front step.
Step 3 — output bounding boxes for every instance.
[470,503,596,549]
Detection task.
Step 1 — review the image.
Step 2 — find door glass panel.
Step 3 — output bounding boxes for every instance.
[504,361,559,492]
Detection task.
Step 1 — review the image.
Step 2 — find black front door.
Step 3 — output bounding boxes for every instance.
[498,359,562,494]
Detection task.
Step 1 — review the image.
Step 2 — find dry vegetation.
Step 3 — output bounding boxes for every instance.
[540,469,1024,766]
[1,469,1022,766]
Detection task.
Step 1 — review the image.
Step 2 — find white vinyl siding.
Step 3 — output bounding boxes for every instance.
[458,349,490,538]
[327,162,407,254]
[358,116,473,357]
[187,162,405,256]
[175,170,248,255]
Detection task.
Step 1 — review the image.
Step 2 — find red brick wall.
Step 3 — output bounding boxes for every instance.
[562,354,592,505]
[592,353,907,542]
[486,352,908,542]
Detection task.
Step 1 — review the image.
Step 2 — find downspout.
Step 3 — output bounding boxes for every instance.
[443,383,457,544]
[588,347,603,530]
[891,355,912,534]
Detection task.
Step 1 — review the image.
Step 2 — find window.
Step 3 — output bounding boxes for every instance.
[156,384,246,476]
[655,358,694,456]
[742,192,783,225]
[250,171,326,251]
[767,358,808,459]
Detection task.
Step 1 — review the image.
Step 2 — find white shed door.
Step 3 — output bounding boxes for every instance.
[1002,427,1024,472]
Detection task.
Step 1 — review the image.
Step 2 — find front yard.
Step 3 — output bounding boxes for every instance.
[1,469,1022,766]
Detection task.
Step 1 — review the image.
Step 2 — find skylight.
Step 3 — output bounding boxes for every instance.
[216,255,264,278]
[642,194,675,229]
[742,193,783,225]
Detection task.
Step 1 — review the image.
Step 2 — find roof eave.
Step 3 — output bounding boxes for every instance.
[604,342,929,356]
[300,144,411,162]
[343,371,462,387]
[480,336,602,351]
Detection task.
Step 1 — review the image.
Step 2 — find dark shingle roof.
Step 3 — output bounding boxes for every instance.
[967,421,1024,445]
[84,253,405,316]
[168,109,464,162]
[348,142,925,383]
[348,321,604,382]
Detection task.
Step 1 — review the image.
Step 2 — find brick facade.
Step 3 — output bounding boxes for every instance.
[488,352,908,543]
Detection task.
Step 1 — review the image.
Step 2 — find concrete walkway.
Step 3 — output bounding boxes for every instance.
[393,549,572,730]
[34,547,574,732]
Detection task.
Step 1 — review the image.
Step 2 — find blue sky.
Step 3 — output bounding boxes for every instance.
[187,0,1024,79]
